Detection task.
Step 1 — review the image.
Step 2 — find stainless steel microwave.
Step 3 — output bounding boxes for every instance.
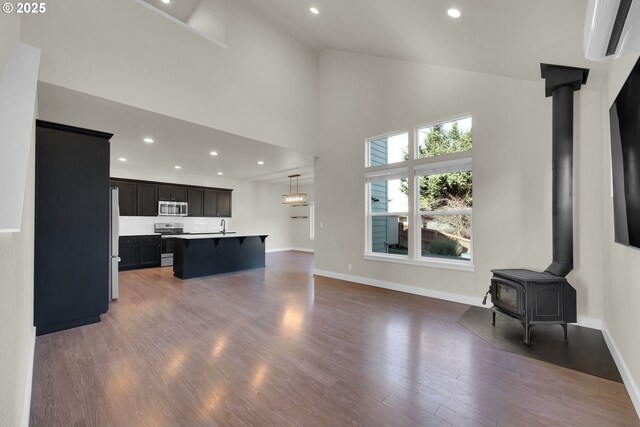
[158,201,188,216]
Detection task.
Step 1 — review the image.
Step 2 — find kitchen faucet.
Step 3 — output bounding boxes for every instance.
[220,219,226,235]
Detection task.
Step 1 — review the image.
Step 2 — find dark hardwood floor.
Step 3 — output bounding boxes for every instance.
[30,252,639,426]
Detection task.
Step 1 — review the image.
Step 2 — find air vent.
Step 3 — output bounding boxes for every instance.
[606,0,633,56]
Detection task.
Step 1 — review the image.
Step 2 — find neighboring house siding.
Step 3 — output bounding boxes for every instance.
[370,138,388,252]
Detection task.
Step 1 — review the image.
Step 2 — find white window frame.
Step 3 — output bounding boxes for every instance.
[363,115,474,272]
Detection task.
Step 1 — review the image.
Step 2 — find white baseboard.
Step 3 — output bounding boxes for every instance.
[266,247,293,253]
[267,247,314,253]
[313,269,483,307]
[291,247,314,253]
[602,322,640,418]
[22,326,36,427]
[576,316,602,330]
[313,269,601,330]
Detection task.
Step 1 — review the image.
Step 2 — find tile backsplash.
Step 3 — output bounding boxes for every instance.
[119,216,228,236]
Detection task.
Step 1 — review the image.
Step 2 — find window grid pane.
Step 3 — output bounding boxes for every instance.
[418,117,472,159]
[371,215,409,256]
[369,133,409,166]
[420,214,471,261]
[418,172,472,212]
[369,178,409,214]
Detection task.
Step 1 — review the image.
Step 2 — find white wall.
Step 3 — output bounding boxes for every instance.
[289,183,314,251]
[111,166,293,250]
[0,14,37,427]
[315,50,604,322]
[602,53,640,414]
[20,0,318,155]
[186,0,227,45]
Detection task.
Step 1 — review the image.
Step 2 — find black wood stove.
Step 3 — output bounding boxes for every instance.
[485,64,588,344]
[488,269,576,344]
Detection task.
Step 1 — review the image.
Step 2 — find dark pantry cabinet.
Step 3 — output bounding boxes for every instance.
[35,120,112,336]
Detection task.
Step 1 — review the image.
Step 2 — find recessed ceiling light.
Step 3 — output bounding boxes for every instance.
[161,0,170,4]
[118,157,127,162]
[210,151,218,156]
[143,137,154,144]
[257,161,264,165]
[217,172,223,175]
[174,165,181,169]
[309,7,319,14]
[447,8,461,18]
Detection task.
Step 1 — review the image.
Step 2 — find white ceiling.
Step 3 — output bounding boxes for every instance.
[262,0,611,87]
[37,83,314,184]
[140,0,202,23]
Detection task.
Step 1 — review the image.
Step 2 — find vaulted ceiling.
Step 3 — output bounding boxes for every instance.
[262,0,610,87]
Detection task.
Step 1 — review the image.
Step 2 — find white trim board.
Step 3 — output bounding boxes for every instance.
[313,269,601,330]
[314,269,482,307]
[602,322,640,419]
[22,326,36,427]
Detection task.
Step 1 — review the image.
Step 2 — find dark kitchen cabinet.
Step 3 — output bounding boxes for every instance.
[203,189,218,217]
[35,120,111,335]
[119,243,139,269]
[174,186,187,202]
[111,180,136,216]
[139,236,161,267]
[203,189,232,217]
[188,187,204,217]
[217,190,232,217]
[110,178,232,218]
[119,235,161,270]
[159,185,187,202]
[137,183,158,216]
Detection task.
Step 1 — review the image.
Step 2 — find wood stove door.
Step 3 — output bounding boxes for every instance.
[491,277,525,318]
[529,282,563,322]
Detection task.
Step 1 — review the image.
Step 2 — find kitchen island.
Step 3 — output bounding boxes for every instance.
[172,233,268,279]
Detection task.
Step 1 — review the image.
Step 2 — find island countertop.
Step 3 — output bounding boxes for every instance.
[171,232,267,240]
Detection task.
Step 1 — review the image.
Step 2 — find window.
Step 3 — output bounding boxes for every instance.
[367,174,409,255]
[364,118,473,270]
[368,132,408,166]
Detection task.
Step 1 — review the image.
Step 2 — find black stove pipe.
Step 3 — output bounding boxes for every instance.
[540,64,589,278]
[546,85,575,277]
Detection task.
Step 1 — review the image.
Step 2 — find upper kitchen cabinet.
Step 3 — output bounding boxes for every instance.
[188,187,204,217]
[203,189,232,217]
[203,189,218,217]
[110,178,231,217]
[111,180,136,216]
[137,183,158,216]
[217,190,232,217]
[158,185,188,202]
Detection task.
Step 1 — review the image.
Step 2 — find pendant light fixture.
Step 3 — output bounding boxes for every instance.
[282,174,307,205]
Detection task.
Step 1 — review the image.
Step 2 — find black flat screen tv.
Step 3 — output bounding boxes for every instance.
[610,57,640,249]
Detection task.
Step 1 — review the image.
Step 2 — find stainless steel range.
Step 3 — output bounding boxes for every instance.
[154,223,184,267]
